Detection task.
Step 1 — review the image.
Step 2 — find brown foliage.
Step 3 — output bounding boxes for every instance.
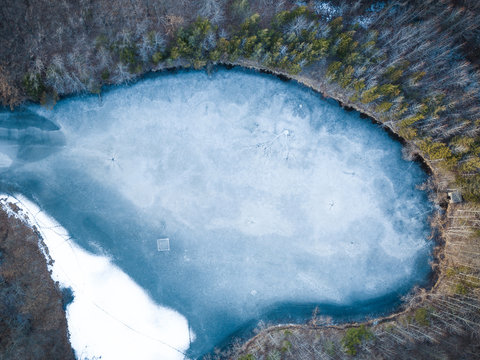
[0,65,21,109]
[0,204,75,360]
[162,15,185,36]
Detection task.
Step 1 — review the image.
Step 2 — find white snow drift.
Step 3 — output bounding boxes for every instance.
[0,195,192,360]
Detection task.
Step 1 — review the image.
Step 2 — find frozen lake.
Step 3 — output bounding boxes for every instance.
[0,68,433,358]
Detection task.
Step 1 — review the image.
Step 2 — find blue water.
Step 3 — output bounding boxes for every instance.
[0,68,433,358]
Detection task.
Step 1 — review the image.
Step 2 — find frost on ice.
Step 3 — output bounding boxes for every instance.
[0,69,433,356]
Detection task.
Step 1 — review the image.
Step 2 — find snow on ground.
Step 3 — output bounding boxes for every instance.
[312,1,385,28]
[0,195,192,360]
[313,1,341,20]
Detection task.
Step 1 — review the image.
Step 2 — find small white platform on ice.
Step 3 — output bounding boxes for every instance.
[157,238,170,252]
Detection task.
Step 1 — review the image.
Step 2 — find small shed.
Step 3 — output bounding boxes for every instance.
[447,189,463,204]
[157,238,170,252]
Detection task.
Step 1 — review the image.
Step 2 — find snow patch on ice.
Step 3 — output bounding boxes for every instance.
[0,152,12,167]
[0,195,192,360]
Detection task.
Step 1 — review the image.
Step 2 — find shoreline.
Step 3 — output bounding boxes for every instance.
[0,62,468,359]
[0,195,75,360]
[211,62,479,359]
[206,61,449,356]
[0,194,192,360]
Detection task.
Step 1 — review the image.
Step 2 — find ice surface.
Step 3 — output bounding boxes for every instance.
[0,151,12,167]
[0,69,433,357]
[0,195,192,360]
